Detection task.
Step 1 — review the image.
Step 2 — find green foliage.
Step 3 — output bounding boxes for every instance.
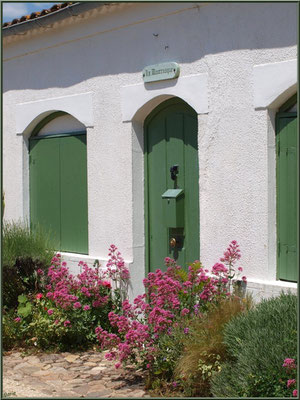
[153,327,185,379]
[3,293,115,351]
[2,310,28,349]
[18,294,28,304]
[145,325,186,396]
[2,220,54,308]
[174,295,253,397]
[211,291,297,397]
[17,295,32,318]
[3,220,53,267]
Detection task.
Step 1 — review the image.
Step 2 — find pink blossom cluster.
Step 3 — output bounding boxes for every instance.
[96,241,246,370]
[283,358,297,397]
[104,245,130,303]
[106,245,130,282]
[96,312,154,364]
[45,254,112,310]
[283,358,297,369]
[220,240,241,265]
[219,240,247,287]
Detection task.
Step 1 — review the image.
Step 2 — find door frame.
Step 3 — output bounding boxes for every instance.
[143,97,199,274]
[275,94,298,281]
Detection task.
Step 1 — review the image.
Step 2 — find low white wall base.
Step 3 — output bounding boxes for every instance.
[246,278,297,302]
[59,253,297,303]
[60,251,132,274]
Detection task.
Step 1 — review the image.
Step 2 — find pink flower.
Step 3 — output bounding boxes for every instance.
[83,305,90,311]
[54,319,59,325]
[220,240,241,264]
[37,269,44,276]
[212,263,228,274]
[36,293,43,299]
[105,351,116,361]
[47,309,54,315]
[283,358,297,369]
[238,267,243,272]
[115,362,121,369]
[172,382,177,387]
[287,379,296,388]
[73,302,82,309]
[102,281,112,289]
[93,241,244,371]
[64,320,71,327]
[181,308,190,316]
[14,317,21,322]
[242,276,247,282]
[293,389,298,397]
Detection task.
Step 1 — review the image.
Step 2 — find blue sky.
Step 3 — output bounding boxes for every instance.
[3,3,59,23]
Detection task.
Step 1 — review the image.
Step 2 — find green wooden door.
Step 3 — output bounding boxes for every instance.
[276,113,298,282]
[30,133,88,254]
[145,98,199,272]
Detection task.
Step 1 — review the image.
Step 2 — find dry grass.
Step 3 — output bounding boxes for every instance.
[175,295,253,396]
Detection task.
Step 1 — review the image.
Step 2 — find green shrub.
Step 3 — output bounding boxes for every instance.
[2,309,29,350]
[2,220,54,309]
[211,292,297,397]
[174,295,253,397]
[3,250,126,352]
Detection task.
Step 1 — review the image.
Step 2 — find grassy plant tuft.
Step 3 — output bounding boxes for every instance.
[175,294,253,396]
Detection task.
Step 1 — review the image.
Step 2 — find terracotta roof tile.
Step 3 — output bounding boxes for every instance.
[2,2,74,28]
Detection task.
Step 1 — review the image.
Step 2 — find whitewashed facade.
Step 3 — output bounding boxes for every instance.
[3,2,298,300]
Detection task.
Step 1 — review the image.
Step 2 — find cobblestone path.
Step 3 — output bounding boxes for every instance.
[3,350,149,398]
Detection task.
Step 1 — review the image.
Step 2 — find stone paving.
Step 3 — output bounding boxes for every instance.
[3,350,150,398]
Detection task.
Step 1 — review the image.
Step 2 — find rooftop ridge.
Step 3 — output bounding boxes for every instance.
[2,2,75,28]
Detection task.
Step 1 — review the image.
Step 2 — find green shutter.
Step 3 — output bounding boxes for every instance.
[30,137,61,249]
[276,114,298,282]
[30,133,88,254]
[60,135,88,254]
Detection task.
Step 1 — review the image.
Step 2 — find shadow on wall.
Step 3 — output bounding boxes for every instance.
[3,2,297,93]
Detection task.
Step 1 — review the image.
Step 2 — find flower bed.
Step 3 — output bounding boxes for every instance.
[96,240,249,395]
[3,245,129,351]
[3,240,297,398]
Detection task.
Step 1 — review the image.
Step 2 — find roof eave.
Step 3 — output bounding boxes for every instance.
[2,2,107,38]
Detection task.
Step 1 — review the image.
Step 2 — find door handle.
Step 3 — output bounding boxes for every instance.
[170,237,177,248]
[170,165,179,181]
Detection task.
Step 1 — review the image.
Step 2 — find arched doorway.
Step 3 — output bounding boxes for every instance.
[29,112,88,254]
[276,94,298,281]
[144,98,199,272]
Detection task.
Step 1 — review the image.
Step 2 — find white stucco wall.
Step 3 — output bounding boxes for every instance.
[3,2,297,300]
[38,114,86,136]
